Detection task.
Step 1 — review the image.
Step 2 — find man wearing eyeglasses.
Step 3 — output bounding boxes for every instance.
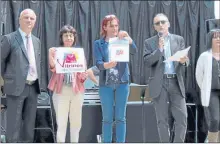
[143,13,189,143]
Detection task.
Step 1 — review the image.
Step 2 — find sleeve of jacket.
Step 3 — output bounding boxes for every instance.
[48,47,56,73]
[196,55,205,89]
[130,40,138,54]
[1,35,11,76]
[143,39,164,67]
[195,54,204,89]
[38,38,43,73]
[179,36,190,67]
[80,56,88,83]
[94,40,105,70]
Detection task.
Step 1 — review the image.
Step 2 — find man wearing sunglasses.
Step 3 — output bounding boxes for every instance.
[143,13,189,143]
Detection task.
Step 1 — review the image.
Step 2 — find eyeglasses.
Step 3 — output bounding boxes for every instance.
[105,14,116,18]
[154,20,167,26]
[63,34,74,39]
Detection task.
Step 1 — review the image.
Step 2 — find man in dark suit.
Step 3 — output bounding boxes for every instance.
[143,13,189,143]
[1,9,41,142]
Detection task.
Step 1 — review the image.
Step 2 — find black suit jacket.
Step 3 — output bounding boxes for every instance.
[143,34,189,99]
[1,30,41,96]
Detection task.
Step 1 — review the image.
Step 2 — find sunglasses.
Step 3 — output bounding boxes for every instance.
[154,20,167,26]
[105,14,116,18]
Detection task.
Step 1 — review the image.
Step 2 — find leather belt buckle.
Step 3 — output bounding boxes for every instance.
[164,74,176,79]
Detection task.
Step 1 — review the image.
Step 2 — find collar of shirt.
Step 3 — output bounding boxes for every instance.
[18,28,32,49]
[164,32,170,41]
[19,28,32,38]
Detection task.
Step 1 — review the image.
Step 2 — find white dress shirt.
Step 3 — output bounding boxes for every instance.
[19,28,38,81]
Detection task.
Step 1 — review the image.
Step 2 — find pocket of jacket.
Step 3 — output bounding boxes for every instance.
[149,77,154,80]
[3,74,14,84]
[4,78,14,84]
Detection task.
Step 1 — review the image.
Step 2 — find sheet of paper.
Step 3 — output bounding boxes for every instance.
[109,37,129,62]
[130,83,147,86]
[164,46,191,62]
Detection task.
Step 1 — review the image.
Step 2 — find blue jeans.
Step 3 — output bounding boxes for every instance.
[99,83,130,143]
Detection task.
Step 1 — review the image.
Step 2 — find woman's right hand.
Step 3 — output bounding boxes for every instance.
[49,48,56,58]
[48,48,56,71]
[104,61,117,69]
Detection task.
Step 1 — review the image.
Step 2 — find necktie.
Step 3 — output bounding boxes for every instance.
[26,35,36,77]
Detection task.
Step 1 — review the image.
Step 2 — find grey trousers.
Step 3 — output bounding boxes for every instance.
[6,84,38,143]
[153,77,187,143]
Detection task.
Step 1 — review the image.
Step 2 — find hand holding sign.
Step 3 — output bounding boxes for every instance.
[104,61,117,69]
[77,72,87,83]
[48,47,57,71]
[49,48,56,57]
[179,56,189,64]
[118,30,133,44]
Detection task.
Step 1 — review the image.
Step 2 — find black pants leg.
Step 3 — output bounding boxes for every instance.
[206,90,220,132]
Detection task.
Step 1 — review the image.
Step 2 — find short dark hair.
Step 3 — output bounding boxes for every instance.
[59,25,77,46]
[206,29,220,49]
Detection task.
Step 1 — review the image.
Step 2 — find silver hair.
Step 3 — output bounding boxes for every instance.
[19,9,36,18]
[154,13,169,22]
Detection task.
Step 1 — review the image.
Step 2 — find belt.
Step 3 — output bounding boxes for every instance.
[164,74,176,79]
[26,80,36,85]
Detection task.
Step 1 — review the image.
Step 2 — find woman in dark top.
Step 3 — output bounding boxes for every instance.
[196,29,220,142]
[93,14,137,143]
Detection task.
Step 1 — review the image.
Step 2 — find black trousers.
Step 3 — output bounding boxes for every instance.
[6,83,38,143]
[205,90,220,132]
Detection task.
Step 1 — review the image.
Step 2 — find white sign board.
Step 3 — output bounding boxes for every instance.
[55,47,86,73]
[109,37,129,62]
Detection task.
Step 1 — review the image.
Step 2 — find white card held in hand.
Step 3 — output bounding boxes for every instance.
[164,46,191,62]
[109,37,129,62]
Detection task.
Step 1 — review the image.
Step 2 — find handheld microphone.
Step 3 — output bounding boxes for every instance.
[158,31,163,38]
[1,22,4,36]
[158,31,164,48]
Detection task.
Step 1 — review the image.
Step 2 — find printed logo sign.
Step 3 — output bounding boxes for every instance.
[109,38,129,62]
[116,49,124,55]
[55,48,85,73]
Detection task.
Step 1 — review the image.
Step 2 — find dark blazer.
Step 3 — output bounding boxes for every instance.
[93,37,137,86]
[143,34,189,98]
[1,30,41,96]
